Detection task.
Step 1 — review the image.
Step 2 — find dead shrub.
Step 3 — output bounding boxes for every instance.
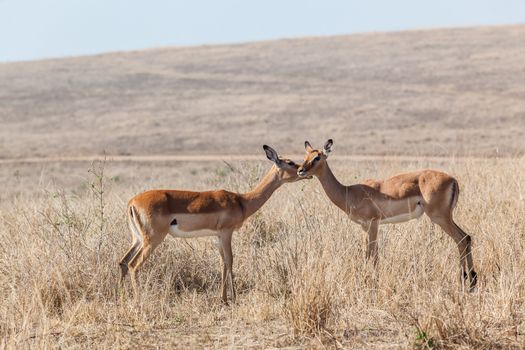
[285,262,335,337]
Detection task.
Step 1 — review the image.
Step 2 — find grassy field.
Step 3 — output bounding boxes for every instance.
[1,24,525,349]
[1,156,524,348]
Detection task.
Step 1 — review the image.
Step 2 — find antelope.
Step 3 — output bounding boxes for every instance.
[297,139,477,291]
[119,145,306,303]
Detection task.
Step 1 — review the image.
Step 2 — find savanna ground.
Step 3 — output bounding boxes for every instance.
[1,24,525,349]
[1,156,524,349]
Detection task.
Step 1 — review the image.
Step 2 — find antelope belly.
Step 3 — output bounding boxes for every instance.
[380,203,424,224]
[168,224,217,238]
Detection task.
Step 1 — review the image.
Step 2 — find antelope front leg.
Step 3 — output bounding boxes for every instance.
[219,230,236,304]
[362,220,379,266]
[215,237,228,303]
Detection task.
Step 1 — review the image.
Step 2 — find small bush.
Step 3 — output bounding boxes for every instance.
[285,262,335,337]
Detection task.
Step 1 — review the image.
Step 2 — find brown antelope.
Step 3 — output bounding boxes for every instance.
[119,145,307,303]
[297,139,477,291]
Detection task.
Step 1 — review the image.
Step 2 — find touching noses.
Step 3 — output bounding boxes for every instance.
[297,166,306,176]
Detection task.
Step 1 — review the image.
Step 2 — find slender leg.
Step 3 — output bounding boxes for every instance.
[119,242,141,285]
[363,220,379,266]
[127,234,165,293]
[216,237,228,303]
[219,230,235,304]
[453,222,477,291]
[431,215,477,291]
[128,245,147,293]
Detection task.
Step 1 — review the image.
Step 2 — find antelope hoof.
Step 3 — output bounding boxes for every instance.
[119,262,129,283]
[469,271,478,293]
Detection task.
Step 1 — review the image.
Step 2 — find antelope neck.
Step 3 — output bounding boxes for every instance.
[317,162,350,213]
[240,167,282,219]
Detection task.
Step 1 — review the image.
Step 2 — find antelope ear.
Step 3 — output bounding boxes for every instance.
[322,139,334,156]
[263,145,282,165]
[304,141,313,152]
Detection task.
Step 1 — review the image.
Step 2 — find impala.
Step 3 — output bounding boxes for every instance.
[119,145,307,303]
[297,139,477,291]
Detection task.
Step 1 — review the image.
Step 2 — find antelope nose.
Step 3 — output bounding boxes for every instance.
[297,167,306,176]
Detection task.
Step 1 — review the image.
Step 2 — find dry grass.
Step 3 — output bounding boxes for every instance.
[0,156,524,348]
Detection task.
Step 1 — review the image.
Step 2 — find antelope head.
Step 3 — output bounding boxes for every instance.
[263,145,310,182]
[297,139,333,178]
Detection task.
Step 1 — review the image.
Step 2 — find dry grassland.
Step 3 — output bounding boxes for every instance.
[1,156,524,348]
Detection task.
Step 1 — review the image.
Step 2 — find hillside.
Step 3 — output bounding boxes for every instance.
[1,25,524,158]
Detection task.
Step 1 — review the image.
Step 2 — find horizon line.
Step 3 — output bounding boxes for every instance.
[2,22,523,65]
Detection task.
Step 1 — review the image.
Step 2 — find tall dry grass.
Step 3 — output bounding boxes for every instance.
[0,157,524,348]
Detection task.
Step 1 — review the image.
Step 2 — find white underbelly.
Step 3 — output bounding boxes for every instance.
[379,202,424,225]
[168,224,218,239]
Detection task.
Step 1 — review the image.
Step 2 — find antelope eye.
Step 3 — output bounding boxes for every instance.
[287,161,295,166]
[313,155,321,161]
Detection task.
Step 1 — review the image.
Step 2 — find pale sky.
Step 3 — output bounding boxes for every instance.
[0,0,524,62]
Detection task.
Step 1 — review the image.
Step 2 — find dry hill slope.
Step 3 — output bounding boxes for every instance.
[1,25,524,158]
